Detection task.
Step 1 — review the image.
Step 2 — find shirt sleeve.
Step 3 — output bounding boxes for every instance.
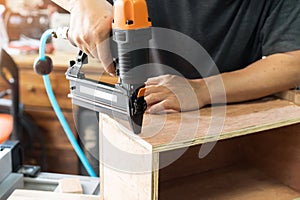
[261,0,300,56]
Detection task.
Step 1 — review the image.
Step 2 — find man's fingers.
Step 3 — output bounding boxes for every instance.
[68,28,115,74]
[66,31,77,47]
[145,85,172,105]
[145,85,164,96]
[145,92,167,106]
[145,76,163,85]
[146,75,174,85]
[147,100,167,114]
[146,100,178,114]
[68,29,94,57]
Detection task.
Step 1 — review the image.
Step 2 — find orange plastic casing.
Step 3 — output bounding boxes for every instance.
[112,0,152,30]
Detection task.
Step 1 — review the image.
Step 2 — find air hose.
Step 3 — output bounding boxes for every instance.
[34,29,97,177]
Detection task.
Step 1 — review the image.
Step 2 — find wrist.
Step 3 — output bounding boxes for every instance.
[190,79,211,108]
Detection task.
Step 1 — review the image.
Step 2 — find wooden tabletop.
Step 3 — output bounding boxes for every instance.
[103,97,300,152]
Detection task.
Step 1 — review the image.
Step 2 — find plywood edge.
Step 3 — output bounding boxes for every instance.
[152,117,300,153]
[276,90,300,105]
[99,113,155,200]
[152,153,160,200]
[100,113,153,151]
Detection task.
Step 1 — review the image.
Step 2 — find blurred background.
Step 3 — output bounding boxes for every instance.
[0,0,71,54]
[0,0,100,176]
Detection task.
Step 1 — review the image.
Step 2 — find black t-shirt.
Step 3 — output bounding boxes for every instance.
[144,0,300,78]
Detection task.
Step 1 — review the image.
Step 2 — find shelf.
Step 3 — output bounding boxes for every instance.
[159,165,300,200]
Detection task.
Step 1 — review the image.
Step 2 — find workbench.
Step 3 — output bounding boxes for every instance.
[0,51,115,174]
[99,96,300,200]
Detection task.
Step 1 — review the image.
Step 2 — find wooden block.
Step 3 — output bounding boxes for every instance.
[8,189,98,200]
[276,90,300,105]
[58,178,83,194]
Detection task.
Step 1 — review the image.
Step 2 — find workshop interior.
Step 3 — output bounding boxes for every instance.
[1,0,152,198]
[0,0,101,198]
[1,0,300,200]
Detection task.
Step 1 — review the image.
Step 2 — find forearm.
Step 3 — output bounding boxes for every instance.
[194,50,300,105]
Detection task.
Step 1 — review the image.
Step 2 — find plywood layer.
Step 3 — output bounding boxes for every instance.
[136,98,300,152]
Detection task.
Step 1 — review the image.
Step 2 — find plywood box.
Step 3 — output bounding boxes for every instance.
[99,97,300,200]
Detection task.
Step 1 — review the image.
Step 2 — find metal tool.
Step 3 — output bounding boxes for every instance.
[66,0,152,134]
[0,141,100,198]
[0,141,24,200]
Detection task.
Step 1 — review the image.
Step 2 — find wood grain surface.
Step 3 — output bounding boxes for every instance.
[137,98,300,152]
[99,114,154,200]
[241,123,300,192]
[159,165,300,200]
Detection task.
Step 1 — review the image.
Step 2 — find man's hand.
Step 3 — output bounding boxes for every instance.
[67,0,115,75]
[145,75,209,114]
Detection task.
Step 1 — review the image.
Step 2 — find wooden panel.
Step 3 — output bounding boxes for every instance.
[159,138,243,182]
[159,165,300,200]
[241,123,300,191]
[137,98,300,152]
[24,108,79,174]
[99,113,155,200]
[8,189,99,200]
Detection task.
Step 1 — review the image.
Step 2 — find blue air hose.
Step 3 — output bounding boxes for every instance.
[38,29,97,177]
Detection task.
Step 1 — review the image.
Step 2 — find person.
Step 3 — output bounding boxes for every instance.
[51,0,300,114]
